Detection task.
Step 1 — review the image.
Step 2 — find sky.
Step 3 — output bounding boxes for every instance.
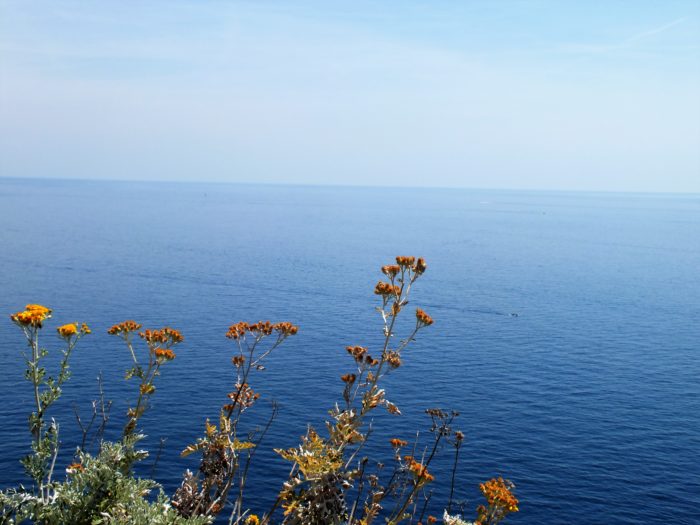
[1,0,699,192]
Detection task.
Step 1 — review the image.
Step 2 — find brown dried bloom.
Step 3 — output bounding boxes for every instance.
[416,308,434,326]
[232,355,246,368]
[395,256,416,268]
[374,281,400,297]
[386,351,402,369]
[381,265,400,278]
[341,373,356,384]
[346,345,368,362]
[140,327,183,346]
[107,320,142,335]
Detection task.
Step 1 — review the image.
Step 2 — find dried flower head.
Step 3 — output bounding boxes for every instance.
[386,351,402,369]
[395,256,416,268]
[57,323,78,338]
[414,257,427,274]
[374,281,400,297]
[381,265,401,278]
[226,320,298,339]
[232,355,246,368]
[107,320,142,335]
[341,373,356,384]
[346,345,368,362]
[11,304,52,327]
[140,327,183,346]
[80,322,91,334]
[416,308,434,326]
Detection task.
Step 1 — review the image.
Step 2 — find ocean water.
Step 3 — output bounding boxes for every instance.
[0,178,698,524]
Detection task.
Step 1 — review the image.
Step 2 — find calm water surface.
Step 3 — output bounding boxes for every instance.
[0,179,698,524]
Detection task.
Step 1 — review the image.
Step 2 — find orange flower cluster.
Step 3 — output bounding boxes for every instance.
[479,477,519,513]
[244,515,260,525]
[374,281,400,297]
[57,323,78,338]
[381,265,400,278]
[415,308,434,326]
[66,462,84,474]
[140,327,184,346]
[390,438,408,448]
[154,347,176,361]
[107,320,142,335]
[232,355,246,368]
[346,346,379,366]
[10,304,52,327]
[226,321,299,340]
[395,256,427,275]
[224,383,260,411]
[404,456,434,483]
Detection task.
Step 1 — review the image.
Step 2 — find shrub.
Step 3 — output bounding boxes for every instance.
[1,257,518,525]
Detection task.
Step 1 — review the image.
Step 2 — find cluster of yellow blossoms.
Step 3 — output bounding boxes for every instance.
[477,477,519,516]
[404,455,435,483]
[10,304,52,327]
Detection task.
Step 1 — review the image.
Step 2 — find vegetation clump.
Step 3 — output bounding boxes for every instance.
[1,257,518,525]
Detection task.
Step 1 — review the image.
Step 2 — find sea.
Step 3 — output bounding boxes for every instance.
[0,178,698,524]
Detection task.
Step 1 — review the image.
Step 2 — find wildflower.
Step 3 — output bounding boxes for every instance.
[427,516,438,524]
[346,345,368,362]
[414,257,427,274]
[232,355,246,367]
[416,308,434,326]
[386,351,402,368]
[107,320,142,335]
[381,265,401,278]
[80,322,91,334]
[140,327,183,346]
[341,373,356,384]
[245,515,260,525]
[66,462,84,474]
[274,321,299,336]
[479,477,519,513]
[455,430,465,442]
[374,281,400,296]
[390,438,408,448]
[140,384,155,395]
[57,323,78,338]
[11,304,52,327]
[405,456,434,483]
[395,256,416,267]
[154,348,176,361]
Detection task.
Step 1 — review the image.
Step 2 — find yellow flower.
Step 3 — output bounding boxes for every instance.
[57,323,78,338]
[245,515,260,525]
[10,304,52,327]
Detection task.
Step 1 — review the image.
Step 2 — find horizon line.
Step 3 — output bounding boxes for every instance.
[1,175,698,197]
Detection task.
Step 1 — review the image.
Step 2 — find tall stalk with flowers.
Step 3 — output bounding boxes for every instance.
[1,256,519,525]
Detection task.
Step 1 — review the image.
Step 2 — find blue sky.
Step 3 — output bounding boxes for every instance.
[1,1,698,191]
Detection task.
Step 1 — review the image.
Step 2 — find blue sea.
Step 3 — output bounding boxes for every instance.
[1,178,698,524]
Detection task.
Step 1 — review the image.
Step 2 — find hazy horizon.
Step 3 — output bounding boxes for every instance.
[1,1,699,192]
